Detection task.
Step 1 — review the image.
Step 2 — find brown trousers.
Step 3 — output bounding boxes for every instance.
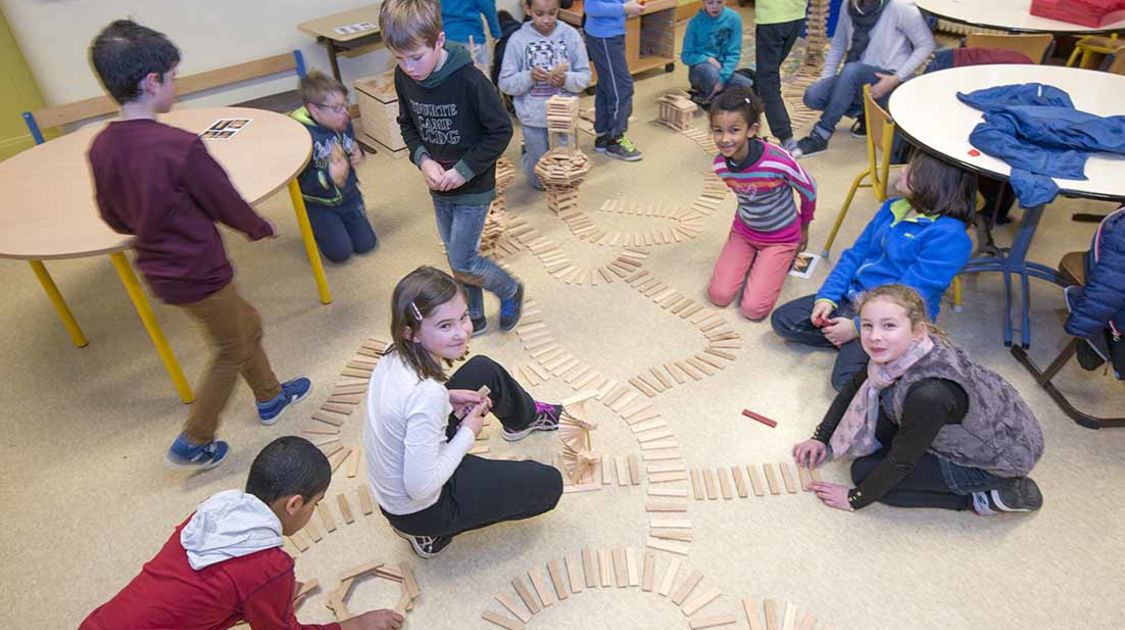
[177,282,281,443]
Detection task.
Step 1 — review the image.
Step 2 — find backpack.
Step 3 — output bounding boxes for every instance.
[1066,206,1125,380]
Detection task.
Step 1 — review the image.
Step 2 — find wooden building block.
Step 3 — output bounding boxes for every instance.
[643,449,683,461]
[647,461,686,474]
[356,485,374,515]
[732,466,748,498]
[781,602,797,630]
[582,547,597,588]
[650,529,694,542]
[671,569,704,605]
[613,547,628,587]
[682,587,722,616]
[748,465,765,497]
[566,553,584,594]
[628,454,641,485]
[599,548,613,587]
[703,468,718,500]
[304,519,323,543]
[511,577,541,614]
[649,486,689,497]
[482,610,525,630]
[329,447,350,473]
[289,531,309,552]
[546,560,568,601]
[337,494,355,524]
[742,408,778,428]
[797,465,813,491]
[717,467,734,499]
[647,501,688,512]
[642,551,656,591]
[651,517,692,530]
[779,462,798,494]
[321,402,354,415]
[347,448,361,478]
[649,471,688,483]
[615,456,630,486]
[796,612,817,630]
[495,593,532,623]
[318,503,337,532]
[646,537,691,555]
[691,469,704,500]
[762,464,781,495]
[809,466,823,483]
[312,410,347,427]
[764,599,781,630]
[658,558,683,596]
[743,596,766,630]
[527,567,553,607]
[689,613,738,629]
[626,547,640,586]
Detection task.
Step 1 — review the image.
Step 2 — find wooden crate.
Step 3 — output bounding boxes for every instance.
[354,72,407,157]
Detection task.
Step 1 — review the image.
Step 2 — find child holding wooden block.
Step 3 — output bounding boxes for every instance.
[793,285,1044,515]
[498,0,591,189]
[707,87,817,321]
[80,437,403,629]
[364,266,564,558]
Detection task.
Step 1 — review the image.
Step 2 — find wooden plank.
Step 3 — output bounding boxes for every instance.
[318,503,337,532]
[582,547,597,588]
[671,569,704,605]
[691,469,705,500]
[764,599,781,630]
[703,468,718,500]
[527,567,553,607]
[496,593,532,623]
[482,610,525,630]
[689,613,738,629]
[763,464,781,495]
[779,462,798,494]
[748,465,765,497]
[511,577,541,614]
[337,494,355,524]
[628,454,641,485]
[717,467,733,499]
[646,537,691,555]
[732,466,749,498]
[650,529,693,542]
[682,587,722,616]
[615,456,630,486]
[566,553,585,594]
[649,486,689,497]
[658,557,683,596]
[642,551,656,592]
[649,470,688,483]
[599,548,613,587]
[646,501,688,512]
[626,547,640,587]
[796,612,817,630]
[613,548,628,587]
[781,602,797,630]
[547,560,569,601]
[744,596,766,630]
[797,465,813,491]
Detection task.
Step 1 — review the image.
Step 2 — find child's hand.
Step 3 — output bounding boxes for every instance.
[531,66,551,83]
[793,439,828,468]
[550,71,566,88]
[349,144,364,168]
[329,144,350,187]
[449,388,490,412]
[810,482,854,511]
[420,158,446,190]
[437,168,467,191]
[810,301,834,327]
[708,57,721,70]
[870,72,901,100]
[822,317,858,347]
[459,401,488,436]
[798,225,809,253]
[340,609,405,630]
[624,0,645,16]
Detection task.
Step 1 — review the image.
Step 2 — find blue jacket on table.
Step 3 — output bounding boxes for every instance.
[291,106,362,209]
[1066,206,1125,340]
[816,198,973,322]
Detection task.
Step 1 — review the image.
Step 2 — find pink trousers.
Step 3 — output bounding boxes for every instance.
[708,230,799,320]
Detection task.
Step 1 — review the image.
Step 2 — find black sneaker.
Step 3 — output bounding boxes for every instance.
[502,401,563,442]
[472,316,488,336]
[605,135,643,162]
[594,135,609,153]
[793,133,829,159]
[850,118,867,138]
[499,284,524,333]
[394,529,454,559]
[972,477,1043,515]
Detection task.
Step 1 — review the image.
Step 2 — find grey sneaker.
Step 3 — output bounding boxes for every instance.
[605,135,643,162]
[594,135,609,153]
[502,402,562,442]
[394,528,454,558]
[780,137,799,154]
[972,477,1043,515]
[793,133,829,158]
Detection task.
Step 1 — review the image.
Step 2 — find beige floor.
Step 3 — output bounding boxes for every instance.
[3,29,1125,630]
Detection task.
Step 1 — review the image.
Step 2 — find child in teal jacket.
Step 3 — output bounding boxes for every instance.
[681,0,753,102]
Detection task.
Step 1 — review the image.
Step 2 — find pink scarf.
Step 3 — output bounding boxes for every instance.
[829,335,935,460]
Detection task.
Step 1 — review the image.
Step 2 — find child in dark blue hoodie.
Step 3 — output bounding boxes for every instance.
[292,71,377,264]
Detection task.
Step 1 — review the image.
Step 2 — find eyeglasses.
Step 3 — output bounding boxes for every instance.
[313,102,348,114]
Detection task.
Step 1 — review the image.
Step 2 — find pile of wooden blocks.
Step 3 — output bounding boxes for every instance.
[481,157,516,257]
[689,463,821,500]
[282,485,376,555]
[658,91,699,132]
[482,550,743,630]
[534,149,592,214]
[546,94,580,151]
[556,391,599,487]
[325,562,420,621]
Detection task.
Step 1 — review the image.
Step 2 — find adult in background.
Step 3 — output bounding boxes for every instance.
[753,0,808,153]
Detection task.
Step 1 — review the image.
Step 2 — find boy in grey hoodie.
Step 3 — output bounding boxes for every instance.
[499,0,592,189]
[81,437,402,630]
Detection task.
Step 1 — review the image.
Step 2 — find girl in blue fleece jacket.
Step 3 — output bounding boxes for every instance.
[771,150,976,391]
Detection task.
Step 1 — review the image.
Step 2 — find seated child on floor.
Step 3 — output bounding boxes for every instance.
[707,87,817,321]
[81,437,403,630]
[771,150,976,392]
[364,266,563,559]
[498,0,592,189]
[293,70,377,263]
[681,0,754,104]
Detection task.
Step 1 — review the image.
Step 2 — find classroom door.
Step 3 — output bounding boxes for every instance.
[0,6,46,161]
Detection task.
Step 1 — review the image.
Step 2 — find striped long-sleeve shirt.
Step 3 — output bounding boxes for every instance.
[713,139,817,244]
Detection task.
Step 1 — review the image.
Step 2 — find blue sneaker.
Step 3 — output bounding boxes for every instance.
[499,284,525,333]
[164,434,229,471]
[257,377,312,425]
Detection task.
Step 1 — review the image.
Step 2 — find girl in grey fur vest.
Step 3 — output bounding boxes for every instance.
[793,285,1045,514]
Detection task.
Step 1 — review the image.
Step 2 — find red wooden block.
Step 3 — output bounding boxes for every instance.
[741,409,777,428]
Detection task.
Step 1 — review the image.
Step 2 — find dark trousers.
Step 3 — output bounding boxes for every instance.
[382,356,563,538]
[770,293,870,392]
[585,34,633,138]
[307,198,377,263]
[755,19,804,142]
[851,450,973,511]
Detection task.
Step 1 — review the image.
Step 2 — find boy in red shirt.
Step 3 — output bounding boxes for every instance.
[80,436,403,629]
[87,20,311,470]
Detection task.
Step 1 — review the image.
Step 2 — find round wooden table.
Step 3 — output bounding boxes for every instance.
[0,107,330,402]
[889,64,1125,348]
[917,0,1125,35]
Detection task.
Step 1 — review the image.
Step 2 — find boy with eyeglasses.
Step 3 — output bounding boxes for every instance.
[293,70,378,263]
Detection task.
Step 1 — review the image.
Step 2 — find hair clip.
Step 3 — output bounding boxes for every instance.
[744,97,752,104]
[409,301,423,321]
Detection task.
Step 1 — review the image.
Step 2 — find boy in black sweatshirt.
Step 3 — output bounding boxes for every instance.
[380,0,523,334]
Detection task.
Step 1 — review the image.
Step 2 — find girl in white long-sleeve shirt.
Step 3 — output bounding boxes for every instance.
[364,266,564,558]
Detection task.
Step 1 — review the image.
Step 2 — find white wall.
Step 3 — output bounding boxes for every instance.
[2,0,524,108]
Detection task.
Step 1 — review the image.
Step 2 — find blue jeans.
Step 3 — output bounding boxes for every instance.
[307,197,377,263]
[522,126,549,190]
[803,62,887,138]
[687,63,754,98]
[585,34,633,138]
[432,198,519,319]
[770,293,870,392]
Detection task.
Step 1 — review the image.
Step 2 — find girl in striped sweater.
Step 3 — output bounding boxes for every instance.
[708,87,817,320]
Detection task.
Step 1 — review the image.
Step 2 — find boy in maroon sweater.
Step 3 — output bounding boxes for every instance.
[87,20,311,471]
[81,437,403,630]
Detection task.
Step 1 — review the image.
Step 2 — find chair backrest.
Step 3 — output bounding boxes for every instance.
[964,32,1055,64]
[862,84,896,201]
[21,50,306,145]
[1108,50,1125,75]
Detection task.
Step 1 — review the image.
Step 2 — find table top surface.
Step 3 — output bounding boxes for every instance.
[0,107,311,261]
[917,0,1125,34]
[298,4,383,42]
[888,64,1125,201]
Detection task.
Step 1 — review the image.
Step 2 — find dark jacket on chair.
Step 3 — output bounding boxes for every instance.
[1066,206,1125,379]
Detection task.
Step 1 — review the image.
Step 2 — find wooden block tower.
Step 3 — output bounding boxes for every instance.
[481,157,515,257]
[657,91,698,132]
[546,94,580,152]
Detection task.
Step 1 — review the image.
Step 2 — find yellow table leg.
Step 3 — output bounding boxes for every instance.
[109,252,194,404]
[287,179,333,305]
[29,260,89,348]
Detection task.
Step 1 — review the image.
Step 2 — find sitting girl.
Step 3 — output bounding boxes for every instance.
[771,149,975,391]
[794,285,1044,514]
[707,87,817,321]
[364,266,563,558]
